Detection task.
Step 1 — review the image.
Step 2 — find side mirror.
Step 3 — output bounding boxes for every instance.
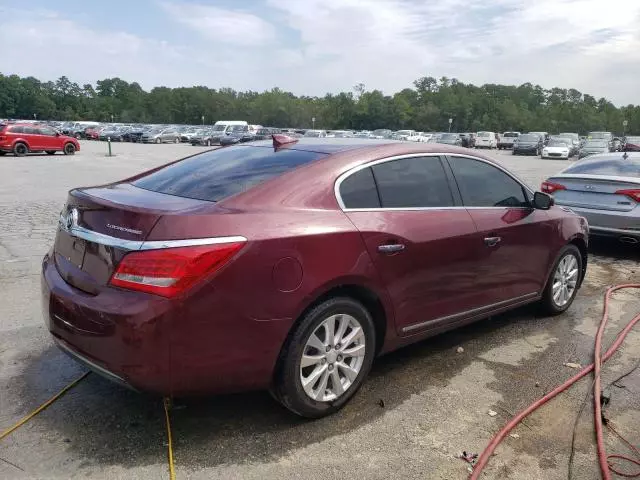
[55,132,60,136]
[533,191,554,210]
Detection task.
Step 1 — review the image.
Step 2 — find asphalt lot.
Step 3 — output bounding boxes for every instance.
[0,141,638,480]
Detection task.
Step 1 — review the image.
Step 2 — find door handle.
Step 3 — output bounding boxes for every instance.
[484,236,501,247]
[378,243,406,254]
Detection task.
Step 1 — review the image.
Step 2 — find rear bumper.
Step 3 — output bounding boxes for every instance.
[558,205,639,238]
[41,250,289,396]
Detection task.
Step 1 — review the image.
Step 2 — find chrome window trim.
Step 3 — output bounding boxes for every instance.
[60,220,246,251]
[334,151,534,211]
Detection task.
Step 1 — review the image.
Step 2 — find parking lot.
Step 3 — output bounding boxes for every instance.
[1,141,638,480]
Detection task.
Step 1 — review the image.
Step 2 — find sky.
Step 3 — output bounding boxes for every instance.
[1,0,639,105]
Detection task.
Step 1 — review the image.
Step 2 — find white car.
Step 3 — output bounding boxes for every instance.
[475,131,497,149]
[407,131,431,142]
[395,130,416,140]
[541,139,571,159]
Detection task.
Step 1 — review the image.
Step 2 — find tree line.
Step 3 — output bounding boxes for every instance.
[1,73,638,135]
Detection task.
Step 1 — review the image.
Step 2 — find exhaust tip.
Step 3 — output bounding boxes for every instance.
[619,236,639,244]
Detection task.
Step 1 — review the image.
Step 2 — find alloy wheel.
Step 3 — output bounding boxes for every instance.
[552,254,578,307]
[300,314,366,402]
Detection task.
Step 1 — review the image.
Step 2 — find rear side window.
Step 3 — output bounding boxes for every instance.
[23,127,37,134]
[133,145,327,202]
[371,156,454,208]
[449,156,528,207]
[340,168,380,208]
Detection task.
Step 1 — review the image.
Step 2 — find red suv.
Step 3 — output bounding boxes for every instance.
[42,137,588,417]
[0,123,80,156]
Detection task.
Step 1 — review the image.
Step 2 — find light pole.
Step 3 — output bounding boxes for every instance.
[201,115,205,126]
[312,117,316,129]
[623,119,628,138]
[110,114,114,123]
[448,117,453,132]
[33,113,37,121]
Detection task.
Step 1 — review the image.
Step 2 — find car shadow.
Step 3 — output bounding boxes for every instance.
[13,302,565,470]
[588,236,640,261]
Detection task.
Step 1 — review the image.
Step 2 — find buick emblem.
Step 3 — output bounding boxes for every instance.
[60,208,79,231]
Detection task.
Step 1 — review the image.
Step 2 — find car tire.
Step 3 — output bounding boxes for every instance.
[174,137,179,144]
[75,133,82,139]
[13,142,28,157]
[63,143,76,155]
[45,150,56,155]
[155,138,161,144]
[273,296,376,418]
[0,151,6,156]
[540,244,582,316]
[206,140,211,146]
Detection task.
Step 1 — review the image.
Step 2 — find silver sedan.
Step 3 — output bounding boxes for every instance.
[541,152,640,244]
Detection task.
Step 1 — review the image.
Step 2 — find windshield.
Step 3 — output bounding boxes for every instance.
[397,130,413,135]
[477,132,491,137]
[133,145,327,202]
[626,137,640,143]
[212,125,227,132]
[518,134,538,142]
[559,133,579,139]
[584,141,607,148]
[372,129,390,136]
[304,130,322,137]
[230,125,247,133]
[547,140,568,147]
[588,132,610,139]
[564,157,640,177]
[440,133,458,140]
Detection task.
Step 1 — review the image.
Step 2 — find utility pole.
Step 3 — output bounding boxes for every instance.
[623,119,628,138]
[201,115,205,126]
[448,118,453,132]
[312,117,316,129]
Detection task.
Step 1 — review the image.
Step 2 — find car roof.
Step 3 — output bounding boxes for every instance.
[249,138,404,154]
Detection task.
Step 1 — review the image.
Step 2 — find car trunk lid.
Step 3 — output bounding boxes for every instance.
[549,175,640,212]
[54,183,211,293]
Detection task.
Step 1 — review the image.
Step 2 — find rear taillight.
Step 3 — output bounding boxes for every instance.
[541,181,566,194]
[615,189,640,203]
[110,241,245,297]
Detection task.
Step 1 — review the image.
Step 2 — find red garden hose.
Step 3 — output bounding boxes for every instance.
[470,284,640,480]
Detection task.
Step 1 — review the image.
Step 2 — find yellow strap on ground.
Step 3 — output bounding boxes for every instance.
[0,371,90,441]
[163,397,176,480]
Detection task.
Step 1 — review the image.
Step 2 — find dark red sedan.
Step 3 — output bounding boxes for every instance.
[42,137,588,417]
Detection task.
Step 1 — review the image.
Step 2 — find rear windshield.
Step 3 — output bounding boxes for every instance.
[133,145,327,202]
[503,132,519,137]
[564,158,640,177]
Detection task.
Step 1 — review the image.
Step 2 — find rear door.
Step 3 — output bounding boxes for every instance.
[446,155,553,304]
[25,126,44,150]
[338,155,482,335]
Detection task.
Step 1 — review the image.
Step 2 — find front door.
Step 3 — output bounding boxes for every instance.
[337,155,482,335]
[446,155,554,304]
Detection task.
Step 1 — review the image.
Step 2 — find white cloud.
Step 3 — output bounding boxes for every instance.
[160,2,276,46]
[0,7,191,88]
[1,1,639,105]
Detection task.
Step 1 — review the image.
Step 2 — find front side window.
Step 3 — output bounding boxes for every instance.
[449,156,528,208]
[371,156,454,208]
[41,127,57,136]
[9,126,25,133]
